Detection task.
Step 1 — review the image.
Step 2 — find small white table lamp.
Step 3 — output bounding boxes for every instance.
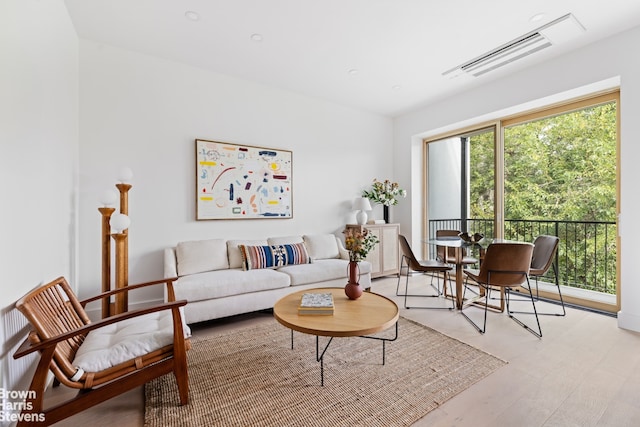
[352,197,372,225]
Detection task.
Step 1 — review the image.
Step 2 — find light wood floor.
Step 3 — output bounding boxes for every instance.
[46,276,640,426]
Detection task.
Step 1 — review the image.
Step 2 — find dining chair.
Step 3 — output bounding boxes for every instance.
[396,235,454,309]
[530,235,565,316]
[13,276,190,426]
[436,229,479,264]
[462,242,542,337]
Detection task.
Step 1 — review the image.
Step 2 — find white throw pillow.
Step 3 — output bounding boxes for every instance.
[176,239,229,276]
[303,234,340,260]
[267,236,304,246]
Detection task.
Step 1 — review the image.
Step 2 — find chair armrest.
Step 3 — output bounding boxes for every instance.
[13,299,187,359]
[79,277,179,307]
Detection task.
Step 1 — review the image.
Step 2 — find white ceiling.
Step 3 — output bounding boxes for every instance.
[64,0,640,117]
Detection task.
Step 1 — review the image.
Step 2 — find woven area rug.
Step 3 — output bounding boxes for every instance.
[145,317,506,427]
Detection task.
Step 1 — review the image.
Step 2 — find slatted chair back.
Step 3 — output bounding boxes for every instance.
[16,277,90,381]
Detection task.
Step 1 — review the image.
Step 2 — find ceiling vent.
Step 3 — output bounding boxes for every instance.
[443,13,585,78]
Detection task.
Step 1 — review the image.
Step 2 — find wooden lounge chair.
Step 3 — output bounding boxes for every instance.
[13,276,190,426]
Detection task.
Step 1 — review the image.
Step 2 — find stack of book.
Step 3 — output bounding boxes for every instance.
[298,292,334,315]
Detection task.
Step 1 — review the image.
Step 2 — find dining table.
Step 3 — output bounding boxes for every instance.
[426,236,492,310]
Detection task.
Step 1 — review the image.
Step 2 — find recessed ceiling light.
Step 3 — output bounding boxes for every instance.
[530,13,546,23]
[185,11,200,21]
[250,33,264,42]
[348,68,359,75]
[392,85,402,91]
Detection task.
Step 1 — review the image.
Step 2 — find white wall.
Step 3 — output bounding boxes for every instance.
[77,40,393,305]
[393,26,640,332]
[0,0,78,392]
[0,0,392,393]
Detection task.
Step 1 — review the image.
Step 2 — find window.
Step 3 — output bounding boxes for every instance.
[424,91,619,312]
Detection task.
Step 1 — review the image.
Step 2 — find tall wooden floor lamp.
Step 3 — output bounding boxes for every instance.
[98,167,133,318]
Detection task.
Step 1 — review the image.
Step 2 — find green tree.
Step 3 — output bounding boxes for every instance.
[503,103,616,222]
[468,102,617,293]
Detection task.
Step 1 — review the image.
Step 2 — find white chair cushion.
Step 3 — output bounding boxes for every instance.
[176,239,229,276]
[72,309,191,373]
[303,234,340,260]
[227,239,268,269]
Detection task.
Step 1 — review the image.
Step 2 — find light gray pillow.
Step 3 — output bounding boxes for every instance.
[303,234,340,260]
[176,239,229,276]
[267,236,304,246]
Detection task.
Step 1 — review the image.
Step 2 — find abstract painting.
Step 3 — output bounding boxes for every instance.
[196,139,293,220]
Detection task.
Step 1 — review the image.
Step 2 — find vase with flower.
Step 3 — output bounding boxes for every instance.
[361,179,407,223]
[342,227,379,299]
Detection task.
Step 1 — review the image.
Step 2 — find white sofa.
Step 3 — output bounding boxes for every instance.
[164,234,372,324]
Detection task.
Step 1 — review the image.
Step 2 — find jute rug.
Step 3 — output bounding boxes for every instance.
[144,317,506,427]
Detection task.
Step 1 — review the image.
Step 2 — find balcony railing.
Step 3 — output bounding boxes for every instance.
[428,218,617,294]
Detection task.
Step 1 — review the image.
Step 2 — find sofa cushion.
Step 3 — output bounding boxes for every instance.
[267,235,304,245]
[303,234,340,260]
[72,309,191,373]
[174,268,290,302]
[239,243,311,270]
[277,259,371,286]
[227,239,268,269]
[176,239,229,276]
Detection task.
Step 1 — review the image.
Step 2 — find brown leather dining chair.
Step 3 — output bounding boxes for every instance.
[436,229,479,266]
[529,235,565,316]
[462,242,542,337]
[396,235,454,309]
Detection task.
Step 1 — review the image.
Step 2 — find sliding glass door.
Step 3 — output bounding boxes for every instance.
[502,94,618,309]
[425,91,619,312]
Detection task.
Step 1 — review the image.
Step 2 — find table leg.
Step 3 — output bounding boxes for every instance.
[360,321,399,365]
[316,336,334,387]
[287,323,397,387]
[455,263,464,309]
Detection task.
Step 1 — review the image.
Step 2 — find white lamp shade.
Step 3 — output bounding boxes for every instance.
[352,197,372,211]
[110,213,130,233]
[100,189,118,207]
[118,167,134,183]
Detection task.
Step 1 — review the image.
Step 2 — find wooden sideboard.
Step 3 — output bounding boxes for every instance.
[345,223,400,278]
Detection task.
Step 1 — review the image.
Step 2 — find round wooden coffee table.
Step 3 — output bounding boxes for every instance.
[273,287,399,385]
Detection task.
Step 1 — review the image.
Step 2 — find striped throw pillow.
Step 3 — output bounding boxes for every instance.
[239,243,311,270]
